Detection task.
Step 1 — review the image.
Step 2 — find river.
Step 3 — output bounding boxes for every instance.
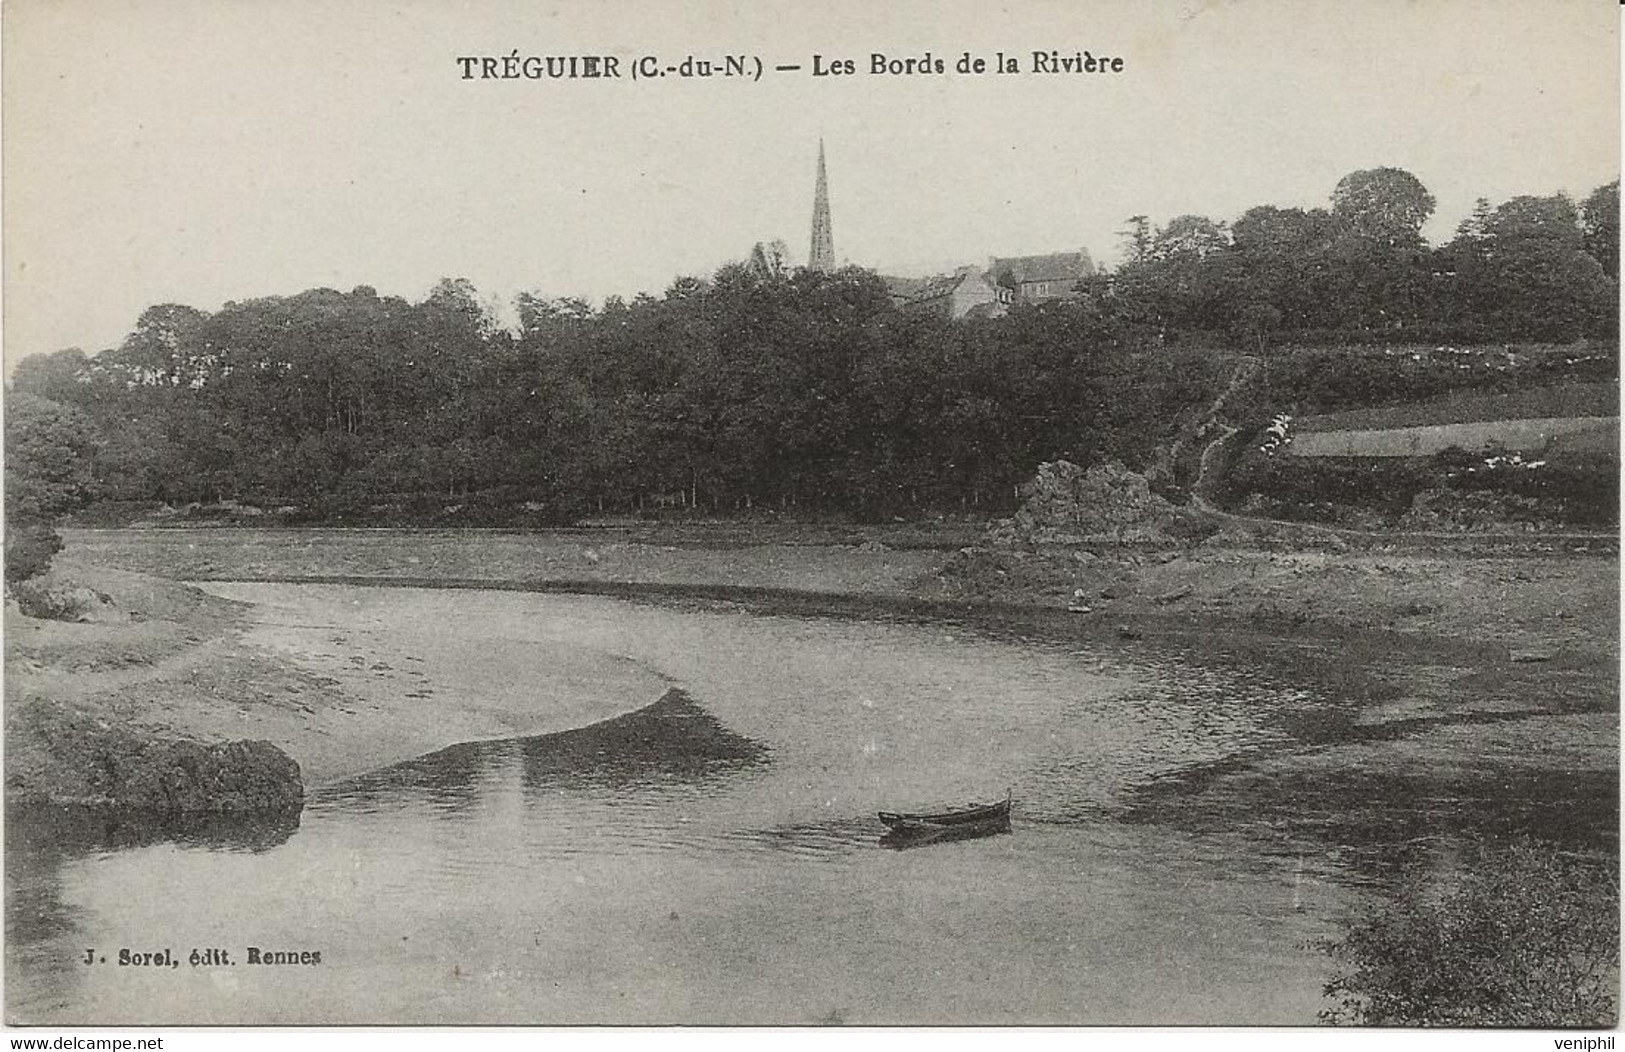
[7,583,1605,1025]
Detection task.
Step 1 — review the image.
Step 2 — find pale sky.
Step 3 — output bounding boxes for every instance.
[3,0,1619,364]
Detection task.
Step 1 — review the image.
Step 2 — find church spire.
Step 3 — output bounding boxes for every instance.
[809,139,835,273]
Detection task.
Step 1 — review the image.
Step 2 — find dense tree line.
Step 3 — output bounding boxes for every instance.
[1108,169,1618,348]
[11,271,1196,524]
[6,167,1618,536]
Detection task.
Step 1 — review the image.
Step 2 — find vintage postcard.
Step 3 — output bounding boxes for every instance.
[3,0,1619,1032]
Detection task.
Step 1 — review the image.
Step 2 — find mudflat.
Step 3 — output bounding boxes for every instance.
[7,525,1616,808]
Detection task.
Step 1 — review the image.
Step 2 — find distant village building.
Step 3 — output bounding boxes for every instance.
[881,276,928,306]
[885,267,1011,319]
[880,250,1094,320]
[799,142,1095,318]
[988,250,1097,304]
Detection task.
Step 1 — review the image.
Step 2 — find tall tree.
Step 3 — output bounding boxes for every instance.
[1484,194,1584,246]
[1453,197,1495,244]
[1443,193,1613,340]
[1120,215,1153,265]
[1327,168,1437,329]
[1331,167,1437,250]
[1230,205,1341,331]
[4,392,102,580]
[1581,180,1620,278]
[1152,215,1230,260]
[11,348,91,406]
[107,303,213,388]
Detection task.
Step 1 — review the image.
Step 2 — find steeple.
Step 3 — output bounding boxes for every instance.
[809,139,835,273]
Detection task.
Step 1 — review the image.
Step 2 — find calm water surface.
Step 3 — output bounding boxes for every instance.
[10,584,1547,1024]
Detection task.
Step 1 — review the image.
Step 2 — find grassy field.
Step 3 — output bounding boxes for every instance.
[1288,416,1615,458]
[1295,381,1618,433]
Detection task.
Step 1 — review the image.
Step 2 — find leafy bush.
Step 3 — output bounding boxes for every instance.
[1227,454,1434,524]
[1227,446,1618,529]
[1265,342,1619,415]
[5,524,63,584]
[1316,839,1619,1026]
[6,392,103,581]
[1447,457,1619,528]
[1162,508,1222,543]
[5,392,102,522]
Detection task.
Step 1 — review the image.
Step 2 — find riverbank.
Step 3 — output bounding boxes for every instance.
[4,565,663,803]
[57,523,1621,659]
[8,525,1617,815]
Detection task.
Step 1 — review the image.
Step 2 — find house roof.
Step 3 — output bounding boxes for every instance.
[988,250,1095,285]
[880,275,931,300]
[905,273,969,302]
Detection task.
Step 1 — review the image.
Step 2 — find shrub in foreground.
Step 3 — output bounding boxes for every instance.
[5,523,64,585]
[1316,839,1618,1026]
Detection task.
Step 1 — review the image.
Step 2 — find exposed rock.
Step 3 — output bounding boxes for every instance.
[11,580,125,623]
[989,460,1184,546]
[1028,460,1172,530]
[7,697,303,815]
[112,738,303,813]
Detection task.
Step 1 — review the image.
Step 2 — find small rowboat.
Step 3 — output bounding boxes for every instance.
[880,815,1009,850]
[878,791,1011,830]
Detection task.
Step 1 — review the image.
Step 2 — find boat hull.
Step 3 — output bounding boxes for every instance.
[879,815,1011,850]
[877,795,1011,830]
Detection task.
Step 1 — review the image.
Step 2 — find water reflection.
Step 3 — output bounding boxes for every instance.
[9,585,1613,1025]
[880,816,1012,851]
[7,803,301,857]
[719,816,880,859]
[517,687,769,789]
[322,688,769,811]
[5,804,301,1019]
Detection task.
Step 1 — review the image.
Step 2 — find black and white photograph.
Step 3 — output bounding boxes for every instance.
[2,0,1619,1032]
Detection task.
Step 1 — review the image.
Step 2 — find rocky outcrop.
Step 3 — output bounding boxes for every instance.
[10,579,125,622]
[1021,460,1173,531]
[988,460,1188,545]
[6,697,304,814]
[105,738,303,813]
